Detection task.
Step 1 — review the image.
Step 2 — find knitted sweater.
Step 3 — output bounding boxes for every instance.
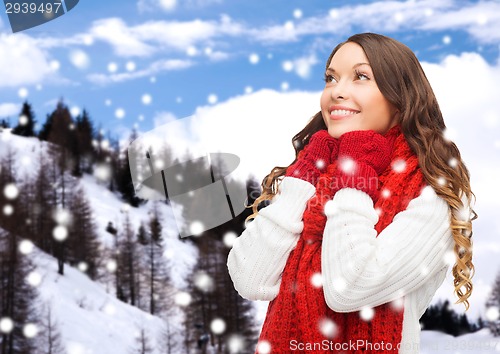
[227,132,458,353]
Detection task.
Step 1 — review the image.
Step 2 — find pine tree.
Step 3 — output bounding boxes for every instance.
[129,327,154,354]
[0,230,42,354]
[12,101,36,137]
[0,118,10,129]
[38,301,66,354]
[74,109,96,176]
[116,213,140,306]
[66,186,102,280]
[486,268,500,336]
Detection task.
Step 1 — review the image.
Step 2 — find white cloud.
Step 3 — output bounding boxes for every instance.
[138,0,222,13]
[87,58,194,85]
[86,16,243,58]
[0,103,21,118]
[0,33,57,87]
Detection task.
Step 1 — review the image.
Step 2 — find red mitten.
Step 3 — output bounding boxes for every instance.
[331,129,394,202]
[285,129,339,186]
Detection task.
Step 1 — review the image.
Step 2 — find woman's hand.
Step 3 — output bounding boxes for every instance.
[330,129,395,202]
[285,129,339,186]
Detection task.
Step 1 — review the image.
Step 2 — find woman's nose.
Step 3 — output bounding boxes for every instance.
[330,80,348,100]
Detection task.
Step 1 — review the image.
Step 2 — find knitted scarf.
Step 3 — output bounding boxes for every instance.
[256,125,427,353]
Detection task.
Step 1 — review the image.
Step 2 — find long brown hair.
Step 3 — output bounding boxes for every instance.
[245,32,477,311]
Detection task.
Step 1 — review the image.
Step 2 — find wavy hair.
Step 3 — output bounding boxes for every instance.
[245,33,477,311]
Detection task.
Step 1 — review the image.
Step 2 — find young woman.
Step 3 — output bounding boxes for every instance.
[227,33,476,354]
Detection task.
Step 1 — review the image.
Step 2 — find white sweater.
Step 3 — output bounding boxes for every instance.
[227,177,459,354]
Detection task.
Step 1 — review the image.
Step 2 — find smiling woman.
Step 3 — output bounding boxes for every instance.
[227,32,476,354]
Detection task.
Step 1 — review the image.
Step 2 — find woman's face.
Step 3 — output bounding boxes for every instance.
[320,42,399,139]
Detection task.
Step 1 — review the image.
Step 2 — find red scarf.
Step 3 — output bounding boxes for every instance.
[256,125,427,353]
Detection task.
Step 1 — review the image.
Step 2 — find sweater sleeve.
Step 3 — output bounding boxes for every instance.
[321,186,455,312]
[227,177,316,301]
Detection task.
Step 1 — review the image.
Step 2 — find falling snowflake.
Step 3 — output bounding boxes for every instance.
[23,323,38,338]
[210,318,226,334]
[27,271,42,286]
[106,259,117,273]
[4,183,19,199]
[359,306,374,321]
[284,21,294,31]
[104,99,112,106]
[486,306,499,321]
[71,106,80,117]
[78,262,88,272]
[3,205,14,216]
[207,94,218,104]
[249,53,259,64]
[0,318,14,333]
[391,158,406,173]
[329,9,339,18]
[187,46,197,56]
[53,207,72,225]
[281,82,289,91]
[311,272,323,288]
[150,76,157,83]
[227,334,246,353]
[18,115,28,126]
[204,47,213,55]
[437,176,447,186]
[193,271,215,293]
[126,61,136,71]
[141,94,152,105]
[18,87,29,98]
[381,188,391,199]
[94,164,111,182]
[50,60,60,71]
[256,340,271,354]
[339,157,355,174]
[103,303,116,315]
[19,240,34,254]
[53,225,68,241]
[244,86,253,94]
[293,9,302,19]
[175,292,192,307]
[282,61,294,72]
[69,49,90,69]
[442,35,451,45]
[190,221,204,236]
[107,62,118,73]
[223,231,237,248]
[315,158,325,170]
[318,317,338,339]
[424,8,433,16]
[115,108,125,119]
[448,158,458,168]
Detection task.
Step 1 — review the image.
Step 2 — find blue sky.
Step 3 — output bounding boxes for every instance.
[1,0,500,321]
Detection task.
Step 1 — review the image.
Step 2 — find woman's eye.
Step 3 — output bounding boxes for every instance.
[355,70,370,81]
[323,74,337,83]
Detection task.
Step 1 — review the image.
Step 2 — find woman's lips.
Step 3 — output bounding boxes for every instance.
[329,111,360,120]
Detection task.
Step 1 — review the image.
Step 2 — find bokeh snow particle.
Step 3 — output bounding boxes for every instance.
[175,292,192,307]
[50,60,60,71]
[187,46,197,56]
[360,306,374,321]
[282,61,294,72]
[106,259,117,273]
[486,306,499,321]
[293,9,302,19]
[0,318,14,333]
[190,221,204,236]
[249,53,259,64]
[210,318,226,334]
[311,272,323,288]
[70,106,80,117]
[207,94,218,105]
[107,62,118,73]
[443,35,451,45]
[18,115,28,126]
[4,183,19,200]
[223,231,237,248]
[281,82,289,91]
[53,207,72,226]
[94,164,111,182]
[126,61,136,71]
[115,108,125,119]
[284,21,294,31]
[329,9,339,18]
[53,225,68,241]
[69,50,90,69]
[142,94,152,105]
[23,323,38,338]
[27,271,42,286]
[19,240,34,255]
[105,99,112,106]
[318,317,338,339]
[244,86,253,94]
[256,340,271,354]
[3,205,13,216]
[193,271,215,293]
[18,88,28,98]
[227,334,246,353]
